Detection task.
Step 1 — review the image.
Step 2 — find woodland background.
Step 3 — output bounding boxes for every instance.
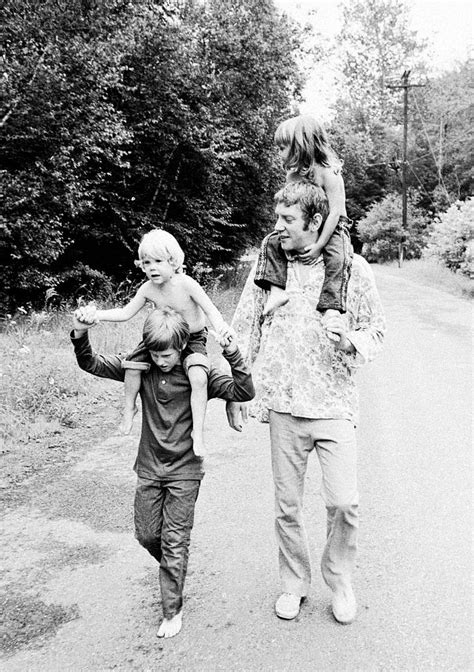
[1,0,473,313]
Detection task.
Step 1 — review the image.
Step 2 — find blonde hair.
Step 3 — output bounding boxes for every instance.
[274,114,340,180]
[137,229,185,272]
[142,306,190,352]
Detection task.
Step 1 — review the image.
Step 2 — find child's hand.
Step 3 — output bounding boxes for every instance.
[299,243,322,265]
[74,303,98,325]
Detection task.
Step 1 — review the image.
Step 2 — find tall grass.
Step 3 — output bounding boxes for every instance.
[0,261,253,453]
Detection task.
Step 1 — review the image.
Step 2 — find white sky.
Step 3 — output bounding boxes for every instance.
[274,0,472,66]
[274,0,473,118]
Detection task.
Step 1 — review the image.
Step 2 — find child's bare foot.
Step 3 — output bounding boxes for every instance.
[157,610,183,638]
[192,432,207,457]
[323,309,341,343]
[120,406,138,435]
[263,287,289,316]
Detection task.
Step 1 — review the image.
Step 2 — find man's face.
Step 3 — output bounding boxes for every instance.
[149,347,182,372]
[274,201,319,253]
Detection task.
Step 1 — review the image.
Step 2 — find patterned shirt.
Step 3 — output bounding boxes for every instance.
[232,255,385,425]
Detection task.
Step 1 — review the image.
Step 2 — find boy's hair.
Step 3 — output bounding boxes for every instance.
[136,229,185,272]
[274,179,329,229]
[274,114,339,177]
[142,306,190,352]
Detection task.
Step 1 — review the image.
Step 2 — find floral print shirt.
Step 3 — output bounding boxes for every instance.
[231,255,386,426]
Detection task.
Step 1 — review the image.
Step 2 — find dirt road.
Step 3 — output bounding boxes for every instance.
[1,266,472,671]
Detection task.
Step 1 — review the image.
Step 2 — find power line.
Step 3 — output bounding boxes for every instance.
[387,70,424,265]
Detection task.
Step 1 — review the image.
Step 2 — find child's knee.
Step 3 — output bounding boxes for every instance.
[187,365,208,388]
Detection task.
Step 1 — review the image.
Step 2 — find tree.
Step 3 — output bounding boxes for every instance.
[338,0,426,126]
[356,192,431,262]
[1,0,308,311]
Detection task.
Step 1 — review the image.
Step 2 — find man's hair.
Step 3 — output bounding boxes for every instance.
[137,229,185,272]
[142,307,190,352]
[274,179,329,228]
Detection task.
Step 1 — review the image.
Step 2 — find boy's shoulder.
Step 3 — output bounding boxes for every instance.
[137,280,155,297]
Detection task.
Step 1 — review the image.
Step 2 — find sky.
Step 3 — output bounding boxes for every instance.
[274,0,472,118]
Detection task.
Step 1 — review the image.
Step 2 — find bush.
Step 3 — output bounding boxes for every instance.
[424,199,473,276]
[356,193,431,263]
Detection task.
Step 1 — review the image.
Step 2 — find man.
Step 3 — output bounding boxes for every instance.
[228,180,385,624]
[71,306,254,638]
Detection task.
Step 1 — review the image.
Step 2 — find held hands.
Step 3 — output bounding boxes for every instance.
[298,242,322,265]
[209,323,237,352]
[74,302,99,326]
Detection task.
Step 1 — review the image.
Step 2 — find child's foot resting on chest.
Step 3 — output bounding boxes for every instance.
[119,405,138,435]
[262,286,289,317]
[323,309,342,344]
[157,610,183,638]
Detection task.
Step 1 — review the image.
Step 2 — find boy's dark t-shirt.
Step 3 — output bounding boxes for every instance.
[71,332,254,481]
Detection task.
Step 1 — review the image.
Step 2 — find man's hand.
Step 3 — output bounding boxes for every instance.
[298,242,322,265]
[322,313,355,353]
[225,401,248,432]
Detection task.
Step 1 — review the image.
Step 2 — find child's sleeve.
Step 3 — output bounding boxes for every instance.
[254,231,288,291]
[71,331,126,381]
[207,347,255,402]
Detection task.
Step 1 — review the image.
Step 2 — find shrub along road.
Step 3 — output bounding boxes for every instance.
[1,266,472,671]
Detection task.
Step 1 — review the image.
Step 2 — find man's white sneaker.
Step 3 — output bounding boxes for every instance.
[275,593,302,620]
[331,584,357,624]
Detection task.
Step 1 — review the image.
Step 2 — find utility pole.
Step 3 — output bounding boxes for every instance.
[388,70,424,266]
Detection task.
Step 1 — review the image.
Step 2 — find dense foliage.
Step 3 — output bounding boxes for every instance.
[356,193,431,262]
[425,199,473,276]
[1,0,471,312]
[1,0,306,311]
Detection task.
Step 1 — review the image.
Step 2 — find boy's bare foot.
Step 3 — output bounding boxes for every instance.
[192,432,207,457]
[157,610,183,638]
[120,406,138,435]
[262,287,289,317]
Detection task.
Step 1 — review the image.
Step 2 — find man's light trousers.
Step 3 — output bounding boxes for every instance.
[269,410,359,597]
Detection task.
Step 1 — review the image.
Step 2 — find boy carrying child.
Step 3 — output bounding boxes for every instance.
[71,306,254,638]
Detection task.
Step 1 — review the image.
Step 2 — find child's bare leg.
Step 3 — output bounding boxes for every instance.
[157,610,183,638]
[121,369,140,434]
[323,308,341,343]
[187,365,208,456]
[262,285,289,316]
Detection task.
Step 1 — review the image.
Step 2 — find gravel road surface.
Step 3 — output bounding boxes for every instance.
[1,265,472,671]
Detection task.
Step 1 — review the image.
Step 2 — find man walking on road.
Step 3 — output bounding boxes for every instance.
[228,180,385,624]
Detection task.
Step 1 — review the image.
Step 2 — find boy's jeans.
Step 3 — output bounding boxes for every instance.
[134,477,201,618]
[269,411,359,597]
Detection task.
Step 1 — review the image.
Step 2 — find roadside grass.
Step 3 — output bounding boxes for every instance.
[0,262,253,458]
[376,258,473,300]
